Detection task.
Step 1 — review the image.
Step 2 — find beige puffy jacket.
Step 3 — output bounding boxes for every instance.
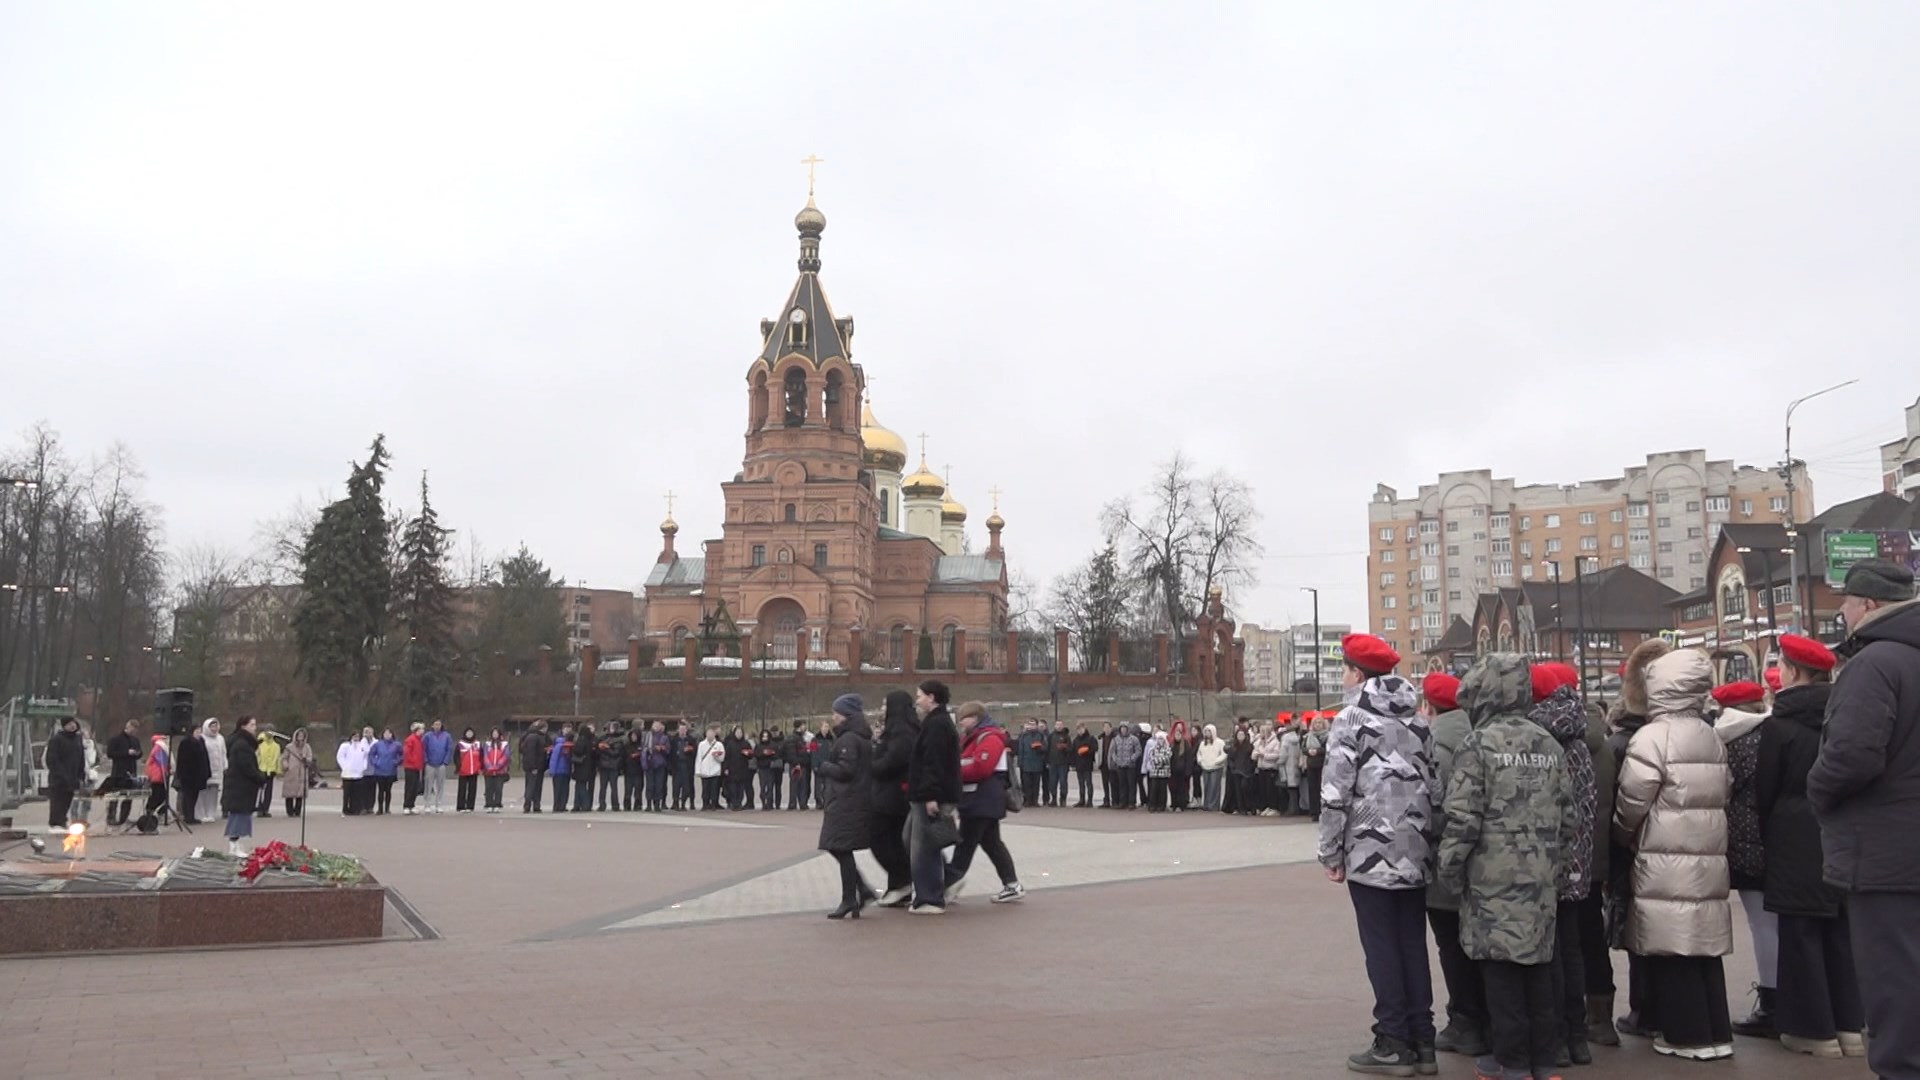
[1611,650,1733,957]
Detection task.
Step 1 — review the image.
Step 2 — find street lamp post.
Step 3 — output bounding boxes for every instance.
[1300,587,1321,711]
[1542,561,1565,665]
[1737,544,1795,670]
[1782,380,1857,627]
[1573,556,1590,704]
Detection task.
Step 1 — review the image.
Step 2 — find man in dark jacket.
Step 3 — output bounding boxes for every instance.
[1046,721,1072,809]
[596,721,625,812]
[869,692,920,905]
[670,721,697,811]
[1097,723,1115,807]
[519,721,549,814]
[755,726,785,811]
[1808,559,1920,1079]
[104,718,143,826]
[1071,725,1099,807]
[1016,719,1047,808]
[905,679,961,914]
[45,717,89,829]
[785,724,814,810]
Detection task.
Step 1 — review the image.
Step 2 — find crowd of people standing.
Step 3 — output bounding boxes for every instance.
[1318,557,1918,1080]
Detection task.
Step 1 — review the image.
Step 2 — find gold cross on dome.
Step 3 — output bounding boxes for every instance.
[917,433,929,461]
[665,490,676,515]
[801,154,825,197]
[988,486,1003,512]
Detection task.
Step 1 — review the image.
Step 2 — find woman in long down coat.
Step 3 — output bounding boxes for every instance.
[1612,649,1735,1061]
[816,694,875,920]
[197,718,227,823]
[279,729,315,817]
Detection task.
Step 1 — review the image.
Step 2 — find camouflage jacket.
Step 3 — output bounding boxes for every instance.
[1438,654,1576,965]
[1424,706,1474,912]
[1317,674,1436,890]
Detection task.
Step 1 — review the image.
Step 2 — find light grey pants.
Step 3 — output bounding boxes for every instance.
[424,764,448,810]
[1738,888,1779,988]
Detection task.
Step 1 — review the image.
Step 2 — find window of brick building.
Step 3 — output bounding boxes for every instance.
[814,543,828,568]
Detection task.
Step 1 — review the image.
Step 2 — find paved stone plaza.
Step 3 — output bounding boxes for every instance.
[0,786,1868,1079]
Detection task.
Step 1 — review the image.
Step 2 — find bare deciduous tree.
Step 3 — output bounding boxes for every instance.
[1102,452,1263,652]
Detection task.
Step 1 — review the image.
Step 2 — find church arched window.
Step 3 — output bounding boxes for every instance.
[672,626,690,652]
[784,503,797,523]
[782,368,807,427]
[890,624,906,664]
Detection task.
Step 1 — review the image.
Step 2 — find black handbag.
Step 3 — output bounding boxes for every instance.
[924,806,961,848]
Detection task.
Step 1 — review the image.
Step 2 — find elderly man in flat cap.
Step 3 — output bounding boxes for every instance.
[1809,557,1920,1078]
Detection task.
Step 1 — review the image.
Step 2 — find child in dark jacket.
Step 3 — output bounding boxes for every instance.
[548,725,575,812]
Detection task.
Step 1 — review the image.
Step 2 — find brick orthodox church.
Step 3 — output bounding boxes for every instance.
[643,192,1009,671]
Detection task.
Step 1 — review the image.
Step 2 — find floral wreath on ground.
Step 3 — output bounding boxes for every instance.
[235,840,367,885]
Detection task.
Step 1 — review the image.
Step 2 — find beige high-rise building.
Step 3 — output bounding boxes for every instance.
[1882,397,1920,499]
[1238,623,1289,691]
[1366,451,1811,658]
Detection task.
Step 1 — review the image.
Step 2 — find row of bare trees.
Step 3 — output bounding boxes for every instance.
[1040,452,1263,671]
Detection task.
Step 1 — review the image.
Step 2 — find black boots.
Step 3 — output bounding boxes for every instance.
[1731,985,1776,1039]
[1435,1021,1490,1057]
[1347,1033,1419,1077]
[1586,995,1620,1047]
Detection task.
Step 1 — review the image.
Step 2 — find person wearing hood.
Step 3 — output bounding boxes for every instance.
[1808,558,1920,1078]
[1107,722,1142,809]
[1196,724,1228,811]
[1530,661,1598,1068]
[1072,723,1099,808]
[1756,634,1864,1059]
[868,690,921,905]
[672,721,699,811]
[817,694,876,919]
[695,724,724,810]
[198,717,227,823]
[1710,679,1776,1040]
[1224,724,1255,815]
[547,722,575,812]
[1421,672,1486,1060]
[221,716,267,857]
[280,729,315,818]
[1318,634,1438,1076]
[905,680,962,914]
[1279,716,1304,815]
[1097,722,1116,808]
[1601,637,1672,1043]
[1438,654,1575,1080]
[756,725,788,812]
[1144,728,1173,812]
[1612,649,1734,1061]
[944,701,1025,903]
[44,716,88,829]
[1169,721,1194,812]
[1253,721,1283,817]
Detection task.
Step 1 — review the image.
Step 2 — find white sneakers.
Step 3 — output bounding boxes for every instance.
[1654,1039,1733,1061]
[1838,1032,1868,1058]
[907,904,945,916]
[992,882,1026,904]
[877,887,913,908]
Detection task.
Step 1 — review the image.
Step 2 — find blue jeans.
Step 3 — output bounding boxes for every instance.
[907,804,951,908]
[573,771,593,811]
[1047,765,1068,804]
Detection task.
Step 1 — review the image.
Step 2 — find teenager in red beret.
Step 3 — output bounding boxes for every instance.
[1713,674,1774,1040]
[1756,633,1862,1057]
[1421,668,1484,1057]
[1320,632,1440,1073]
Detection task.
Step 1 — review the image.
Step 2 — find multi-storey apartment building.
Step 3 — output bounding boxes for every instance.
[1366,451,1810,656]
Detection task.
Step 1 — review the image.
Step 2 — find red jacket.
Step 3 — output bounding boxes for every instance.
[401,733,425,771]
[457,741,483,777]
[959,724,1009,784]
[481,742,510,776]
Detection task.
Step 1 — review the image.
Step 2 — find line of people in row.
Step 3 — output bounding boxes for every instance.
[1008,714,1332,816]
[1320,556,1917,1080]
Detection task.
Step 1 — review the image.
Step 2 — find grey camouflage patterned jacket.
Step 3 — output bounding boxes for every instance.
[1438,653,1576,965]
[1317,673,1436,890]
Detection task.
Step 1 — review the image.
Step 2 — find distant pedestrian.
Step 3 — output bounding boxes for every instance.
[369,728,401,815]
[756,726,786,811]
[1144,728,1172,812]
[548,722,575,812]
[198,718,227,823]
[481,729,511,813]
[422,719,453,814]
[455,727,482,813]
[817,694,875,920]
[1072,723,1098,807]
[335,727,368,817]
[671,721,697,810]
[1303,712,1329,819]
[945,702,1023,903]
[1046,720,1072,809]
[571,721,596,812]
[643,721,669,812]
[105,719,143,828]
[143,734,172,824]
[44,716,87,830]
[254,724,281,818]
[1196,724,1227,811]
[785,723,814,810]
[696,725,724,810]
[722,725,752,810]
[1278,717,1303,815]
[401,723,426,814]
[518,720,549,813]
[1017,719,1047,808]
[1168,721,1194,812]
[1224,726,1254,815]
[1107,723,1142,810]
[175,722,211,825]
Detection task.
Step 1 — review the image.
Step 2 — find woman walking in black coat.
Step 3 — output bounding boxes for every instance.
[1756,636,1864,1059]
[221,716,267,857]
[175,727,212,825]
[817,694,876,920]
[867,690,920,906]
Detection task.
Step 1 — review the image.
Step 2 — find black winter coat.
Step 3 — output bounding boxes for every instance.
[221,729,267,815]
[816,717,873,852]
[869,713,920,816]
[906,706,961,805]
[1072,733,1099,771]
[1810,601,1920,893]
[722,736,752,779]
[45,728,87,790]
[519,729,549,771]
[106,731,142,781]
[1046,731,1072,768]
[175,734,212,789]
[1759,683,1840,917]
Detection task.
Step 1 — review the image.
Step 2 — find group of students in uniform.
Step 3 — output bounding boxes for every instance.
[1322,554,1917,1080]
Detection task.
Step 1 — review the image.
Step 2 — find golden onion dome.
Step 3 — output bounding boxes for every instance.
[942,495,967,522]
[860,400,908,471]
[794,196,826,235]
[986,510,1005,530]
[902,457,946,498]
[660,515,679,536]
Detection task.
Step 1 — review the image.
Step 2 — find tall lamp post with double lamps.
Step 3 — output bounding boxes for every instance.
[1782,380,1857,626]
[1737,543,1796,672]
[1300,586,1321,711]
[1542,560,1566,665]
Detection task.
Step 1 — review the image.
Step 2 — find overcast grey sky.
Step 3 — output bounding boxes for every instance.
[3,3,1916,631]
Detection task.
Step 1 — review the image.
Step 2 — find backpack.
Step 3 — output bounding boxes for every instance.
[1005,765,1024,813]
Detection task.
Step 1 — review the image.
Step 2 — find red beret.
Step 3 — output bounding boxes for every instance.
[1276,712,1293,723]
[1530,664,1562,703]
[1763,667,1783,692]
[1711,681,1767,707]
[1422,673,1460,711]
[1779,634,1836,673]
[1342,633,1400,675]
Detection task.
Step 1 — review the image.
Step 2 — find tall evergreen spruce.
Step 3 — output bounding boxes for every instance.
[293,436,392,729]
[394,473,457,725]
